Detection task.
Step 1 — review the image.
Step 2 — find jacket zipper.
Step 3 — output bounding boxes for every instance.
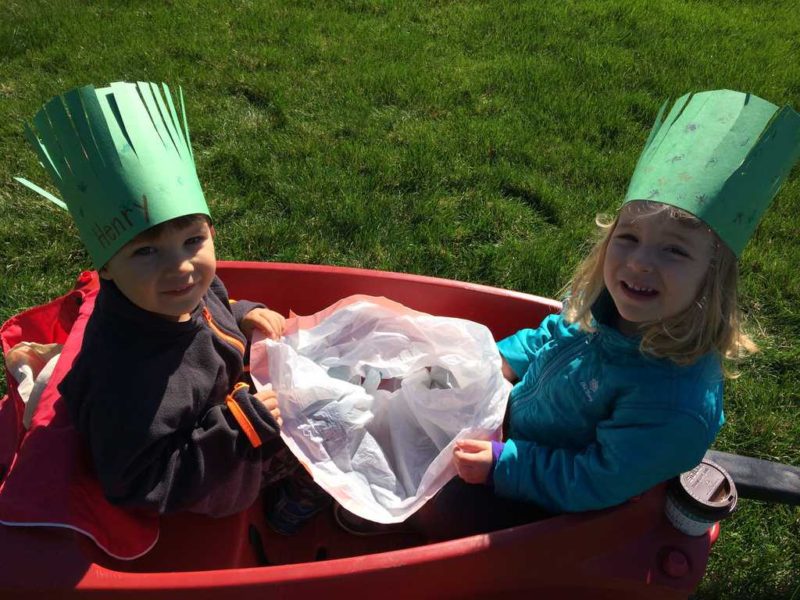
[204,309,262,447]
[525,334,597,400]
[202,307,245,356]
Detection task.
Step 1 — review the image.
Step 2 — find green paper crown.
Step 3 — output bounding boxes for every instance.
[624,90,800,256]
[16,81,210,268]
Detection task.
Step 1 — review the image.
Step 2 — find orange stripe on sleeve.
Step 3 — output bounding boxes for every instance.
[225,382,262,448]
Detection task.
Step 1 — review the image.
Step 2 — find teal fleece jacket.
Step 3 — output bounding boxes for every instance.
[494,291,724,513]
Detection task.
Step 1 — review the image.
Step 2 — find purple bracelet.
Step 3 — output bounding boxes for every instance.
[486,441,505,486]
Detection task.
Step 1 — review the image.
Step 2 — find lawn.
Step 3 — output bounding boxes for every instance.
[1,1,798,597]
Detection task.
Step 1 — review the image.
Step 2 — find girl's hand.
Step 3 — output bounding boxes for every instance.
[241,308,286,340]
[453,439,493,484]
[501,356,519,384]
[254,389,282,428]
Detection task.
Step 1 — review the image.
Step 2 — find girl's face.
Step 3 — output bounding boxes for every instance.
[100,219,216,322]
[603,202,716,336]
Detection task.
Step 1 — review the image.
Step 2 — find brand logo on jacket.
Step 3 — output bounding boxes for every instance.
[580,378,599,403]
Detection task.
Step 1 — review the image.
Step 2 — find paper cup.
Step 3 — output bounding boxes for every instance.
[665,459,737,536]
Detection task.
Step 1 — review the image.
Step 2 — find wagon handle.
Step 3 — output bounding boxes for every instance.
[704,450,800,506]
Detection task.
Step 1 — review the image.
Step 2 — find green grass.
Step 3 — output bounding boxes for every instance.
[1,1,799,597]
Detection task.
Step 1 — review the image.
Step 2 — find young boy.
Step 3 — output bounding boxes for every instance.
[16,81,329,532]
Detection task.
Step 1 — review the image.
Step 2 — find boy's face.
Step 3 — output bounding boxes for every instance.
[100,218,216,322]
[603,202,716,335]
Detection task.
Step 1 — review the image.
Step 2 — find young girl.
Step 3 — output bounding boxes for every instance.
[395,89,800,540]
[453,200,735,512]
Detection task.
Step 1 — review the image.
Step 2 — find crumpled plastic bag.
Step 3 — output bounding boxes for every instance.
[250,295,511,523]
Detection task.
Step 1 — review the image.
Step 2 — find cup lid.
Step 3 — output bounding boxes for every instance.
[669,459,738,520]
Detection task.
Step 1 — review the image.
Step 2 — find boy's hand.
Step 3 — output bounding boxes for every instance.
[453,439,493,484]
[241,308,286,340]
[254,389,283,428]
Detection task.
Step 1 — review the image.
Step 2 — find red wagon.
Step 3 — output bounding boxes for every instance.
[0,261,733,598]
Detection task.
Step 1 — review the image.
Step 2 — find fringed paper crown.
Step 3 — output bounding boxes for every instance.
[624,90,800,256]
[16,81,210,267]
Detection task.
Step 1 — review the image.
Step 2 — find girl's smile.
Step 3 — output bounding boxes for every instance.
[619,280,658,298]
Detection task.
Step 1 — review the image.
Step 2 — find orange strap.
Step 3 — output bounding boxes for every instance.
[225,382,262,448]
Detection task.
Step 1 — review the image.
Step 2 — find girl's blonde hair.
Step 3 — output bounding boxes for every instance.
[563,202,756,374]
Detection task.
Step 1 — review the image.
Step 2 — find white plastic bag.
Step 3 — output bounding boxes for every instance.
[250,295,511,523]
